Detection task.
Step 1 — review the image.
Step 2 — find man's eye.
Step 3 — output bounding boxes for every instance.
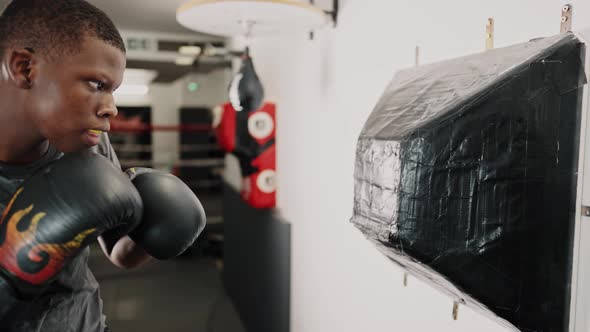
[89,80,105,90]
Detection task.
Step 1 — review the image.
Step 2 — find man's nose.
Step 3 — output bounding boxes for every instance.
[97,96,118,118]
[97,106,118,118]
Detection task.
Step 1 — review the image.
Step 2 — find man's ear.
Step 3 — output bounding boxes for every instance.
[7,48,35,89]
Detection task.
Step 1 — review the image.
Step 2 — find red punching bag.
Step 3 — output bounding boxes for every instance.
[214,48,276,209]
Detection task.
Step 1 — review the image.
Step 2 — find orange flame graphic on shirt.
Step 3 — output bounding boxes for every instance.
[0,188,96,285]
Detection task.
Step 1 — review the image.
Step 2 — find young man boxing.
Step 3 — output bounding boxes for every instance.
[0,1,205,331]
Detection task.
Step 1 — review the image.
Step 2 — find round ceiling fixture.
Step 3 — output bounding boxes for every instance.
[177,0,330,37]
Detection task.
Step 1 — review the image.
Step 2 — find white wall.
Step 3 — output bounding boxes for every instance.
[149,82,182,171]
[180,69,232,109]
[238,1,590,331]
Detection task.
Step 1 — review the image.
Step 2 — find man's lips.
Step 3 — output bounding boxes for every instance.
[86,126,110,135]
[83,130,102,146]
[87,129,103,136]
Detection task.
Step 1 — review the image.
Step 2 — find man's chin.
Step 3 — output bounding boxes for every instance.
[51,133,101,153]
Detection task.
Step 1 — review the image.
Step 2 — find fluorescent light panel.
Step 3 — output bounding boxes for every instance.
[179,45,202,56]
[114,68,156,96]
[115,84,149,96]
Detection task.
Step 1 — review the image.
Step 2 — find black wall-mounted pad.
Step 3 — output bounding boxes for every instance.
[352,33,587,331]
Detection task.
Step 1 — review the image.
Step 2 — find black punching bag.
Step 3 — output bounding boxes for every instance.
[229,47,264,112]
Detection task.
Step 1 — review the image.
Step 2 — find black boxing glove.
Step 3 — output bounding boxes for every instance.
[125,168,206,260]
[0,151,143,318]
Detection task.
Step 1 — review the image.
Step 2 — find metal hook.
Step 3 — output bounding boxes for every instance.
[239,20,256,49]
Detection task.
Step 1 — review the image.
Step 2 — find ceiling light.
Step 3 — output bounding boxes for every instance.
[113,69,155,96]
[114,84,149,96]
[179,45,202,56]
[122,68,158,85]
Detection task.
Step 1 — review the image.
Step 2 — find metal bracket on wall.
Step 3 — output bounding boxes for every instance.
[582,205,590,217]
[560,4,573,33]
[308,0,339,40]
[485,18,494,51]
[452,301,460,320]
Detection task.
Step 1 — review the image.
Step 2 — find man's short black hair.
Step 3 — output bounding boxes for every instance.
[0,0,126,61]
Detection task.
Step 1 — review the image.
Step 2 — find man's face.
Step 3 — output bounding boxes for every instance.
[25,36,126,153]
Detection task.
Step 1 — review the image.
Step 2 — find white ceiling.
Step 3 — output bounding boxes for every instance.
[87,0,211,35]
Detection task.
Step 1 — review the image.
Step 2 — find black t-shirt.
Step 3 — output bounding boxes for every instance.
[0,133,120,332]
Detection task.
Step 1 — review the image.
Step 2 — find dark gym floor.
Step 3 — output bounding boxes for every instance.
[87,194,245,332]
